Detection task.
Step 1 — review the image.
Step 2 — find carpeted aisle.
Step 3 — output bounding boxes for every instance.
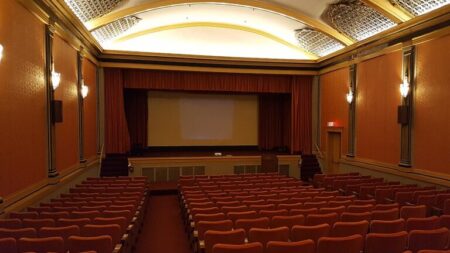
[135,194,192,253]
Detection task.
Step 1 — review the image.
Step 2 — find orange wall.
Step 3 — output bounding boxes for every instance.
[355,52,402,165]
[83,58,97,159]
[320,67,349,155]
[54,35,79,172]
[414,34,450,175]
[0,0,47,196]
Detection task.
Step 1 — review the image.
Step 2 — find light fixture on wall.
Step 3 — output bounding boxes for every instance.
[400,75,410,98]
[346,88,353,104]
[0,44,3,62]
[51,65,61,90]
[81,81,89,98]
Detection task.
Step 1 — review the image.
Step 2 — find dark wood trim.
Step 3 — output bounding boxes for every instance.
[45,22,59,178]
[77,50,86,162]
[399,46,415,167]
[347,64,357,157]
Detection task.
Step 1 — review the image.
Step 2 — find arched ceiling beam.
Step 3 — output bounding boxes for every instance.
[361,0,413,23]
[85,0,355,46]
[112,22,320,60]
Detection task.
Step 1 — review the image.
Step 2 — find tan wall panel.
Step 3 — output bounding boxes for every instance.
[54,35,79,171]
[356,52,402,165]
[319,68,349,155]
[83,58,97,158]
[414,34,450,175]
[0,0,47,197]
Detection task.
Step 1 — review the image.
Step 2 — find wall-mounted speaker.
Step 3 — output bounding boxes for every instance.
[397,105,409,125]
[52,100,63,123]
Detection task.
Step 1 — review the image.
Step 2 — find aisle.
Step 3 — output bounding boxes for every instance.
[135,194,192,253]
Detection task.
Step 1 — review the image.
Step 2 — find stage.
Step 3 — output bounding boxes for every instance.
[128,149,301,182]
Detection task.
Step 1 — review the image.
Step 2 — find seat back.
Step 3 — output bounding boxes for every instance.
[266,239,315,253]
[67,235,113,253]
[347,204,375,213]
[212,242,263,253]
[406,216,440,232]
[258,209,289,219]
[408,228,449,253]
[331,220,369,238]
[317,234,363,253]
[0,238,17,253]
[22,218,55,230]
[305,212,339,226]
[340,212,372,222]
[365,231,408,253]
[197,220,233,241]
[9,212,39,219]
[81,224,122,245]
[204,229,246,253]
[56,218,91,227]
[227,211,257,223]
[270,215,305,229]
[39,211,70,220]
[0,228,37,239]
[291,224,330,243]
[39,225,80,247]
[18,236,65,253]
[400,205,427,220]
[234,217,269,236]
[370,219,405,233]
[248,227,289,249]
[93,217,128,234]
[371,208,399,221]
[0,219,22,229]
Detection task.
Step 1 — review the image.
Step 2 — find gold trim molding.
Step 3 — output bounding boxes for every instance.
[85,0,355,46]
[113,22,319,60]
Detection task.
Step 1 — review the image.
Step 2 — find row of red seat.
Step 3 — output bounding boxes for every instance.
[179,173,450,253]
[0,176,148,253]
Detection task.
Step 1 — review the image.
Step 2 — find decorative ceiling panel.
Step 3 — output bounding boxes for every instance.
[390,0,449,16]
[322,0,396,41]
[92,16,141,43]
[295,28,345,57]
[64,0,122,22]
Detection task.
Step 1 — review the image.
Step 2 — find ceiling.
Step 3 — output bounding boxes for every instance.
[63,0,449,60]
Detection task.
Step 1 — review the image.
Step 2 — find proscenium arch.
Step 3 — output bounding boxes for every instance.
[112,22,319,60]
[85,0,356,46]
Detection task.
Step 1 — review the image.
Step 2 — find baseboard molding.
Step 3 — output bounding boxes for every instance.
[0,157,100,217]
[339,157,450,187]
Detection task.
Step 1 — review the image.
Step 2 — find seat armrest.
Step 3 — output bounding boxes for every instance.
[113,243,123,253]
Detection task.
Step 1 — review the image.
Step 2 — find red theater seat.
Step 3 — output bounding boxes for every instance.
[305,212,339,226]
[22,218,55,230]
[197,220,233,241]
[0,219,22,229]
[317,234,363,253]
[400,205,427,220]
[406,216,440,232]
[266,239,315,253]
[270,214,305,229]
[39,225,80,244]
[56,218,91,227]
[235,217,270,236]
[212,242,263,253]
[370,219,406,233]
[371,208,399,220]
[291,224,330,243]
[0,228,37,239]
[407,227,449,253]
[81,224,122,245]
[331,220,369,238]
[340,211,372,222]
[365,231,408,253]
[0,238,17,253]
[18,236,65,253]
[67,235,113,253]
[248,227,289,249]
[204,229,246,253]
[9,212,39,219]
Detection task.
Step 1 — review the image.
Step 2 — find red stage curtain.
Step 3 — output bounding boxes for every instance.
[123,69,292,93]
[104,68,130,153]
[258,94,291,151]
[104,68,313,154]
[124,89,148,151]
[290,76,313,154]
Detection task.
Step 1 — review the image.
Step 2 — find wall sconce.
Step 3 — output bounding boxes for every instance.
[51,66,61,90]
[81,81,89,98]
[346,89,353,104]
[400,75,410,98]
[0,44,3,62]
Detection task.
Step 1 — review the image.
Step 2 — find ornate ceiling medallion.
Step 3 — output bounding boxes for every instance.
[322,0,396,41]
[390,0,449,16]
[64,0,122,22]
[295,28,345,57]
[92,16,141,43]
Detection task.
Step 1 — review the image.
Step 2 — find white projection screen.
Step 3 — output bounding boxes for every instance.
[147,91,258,146]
